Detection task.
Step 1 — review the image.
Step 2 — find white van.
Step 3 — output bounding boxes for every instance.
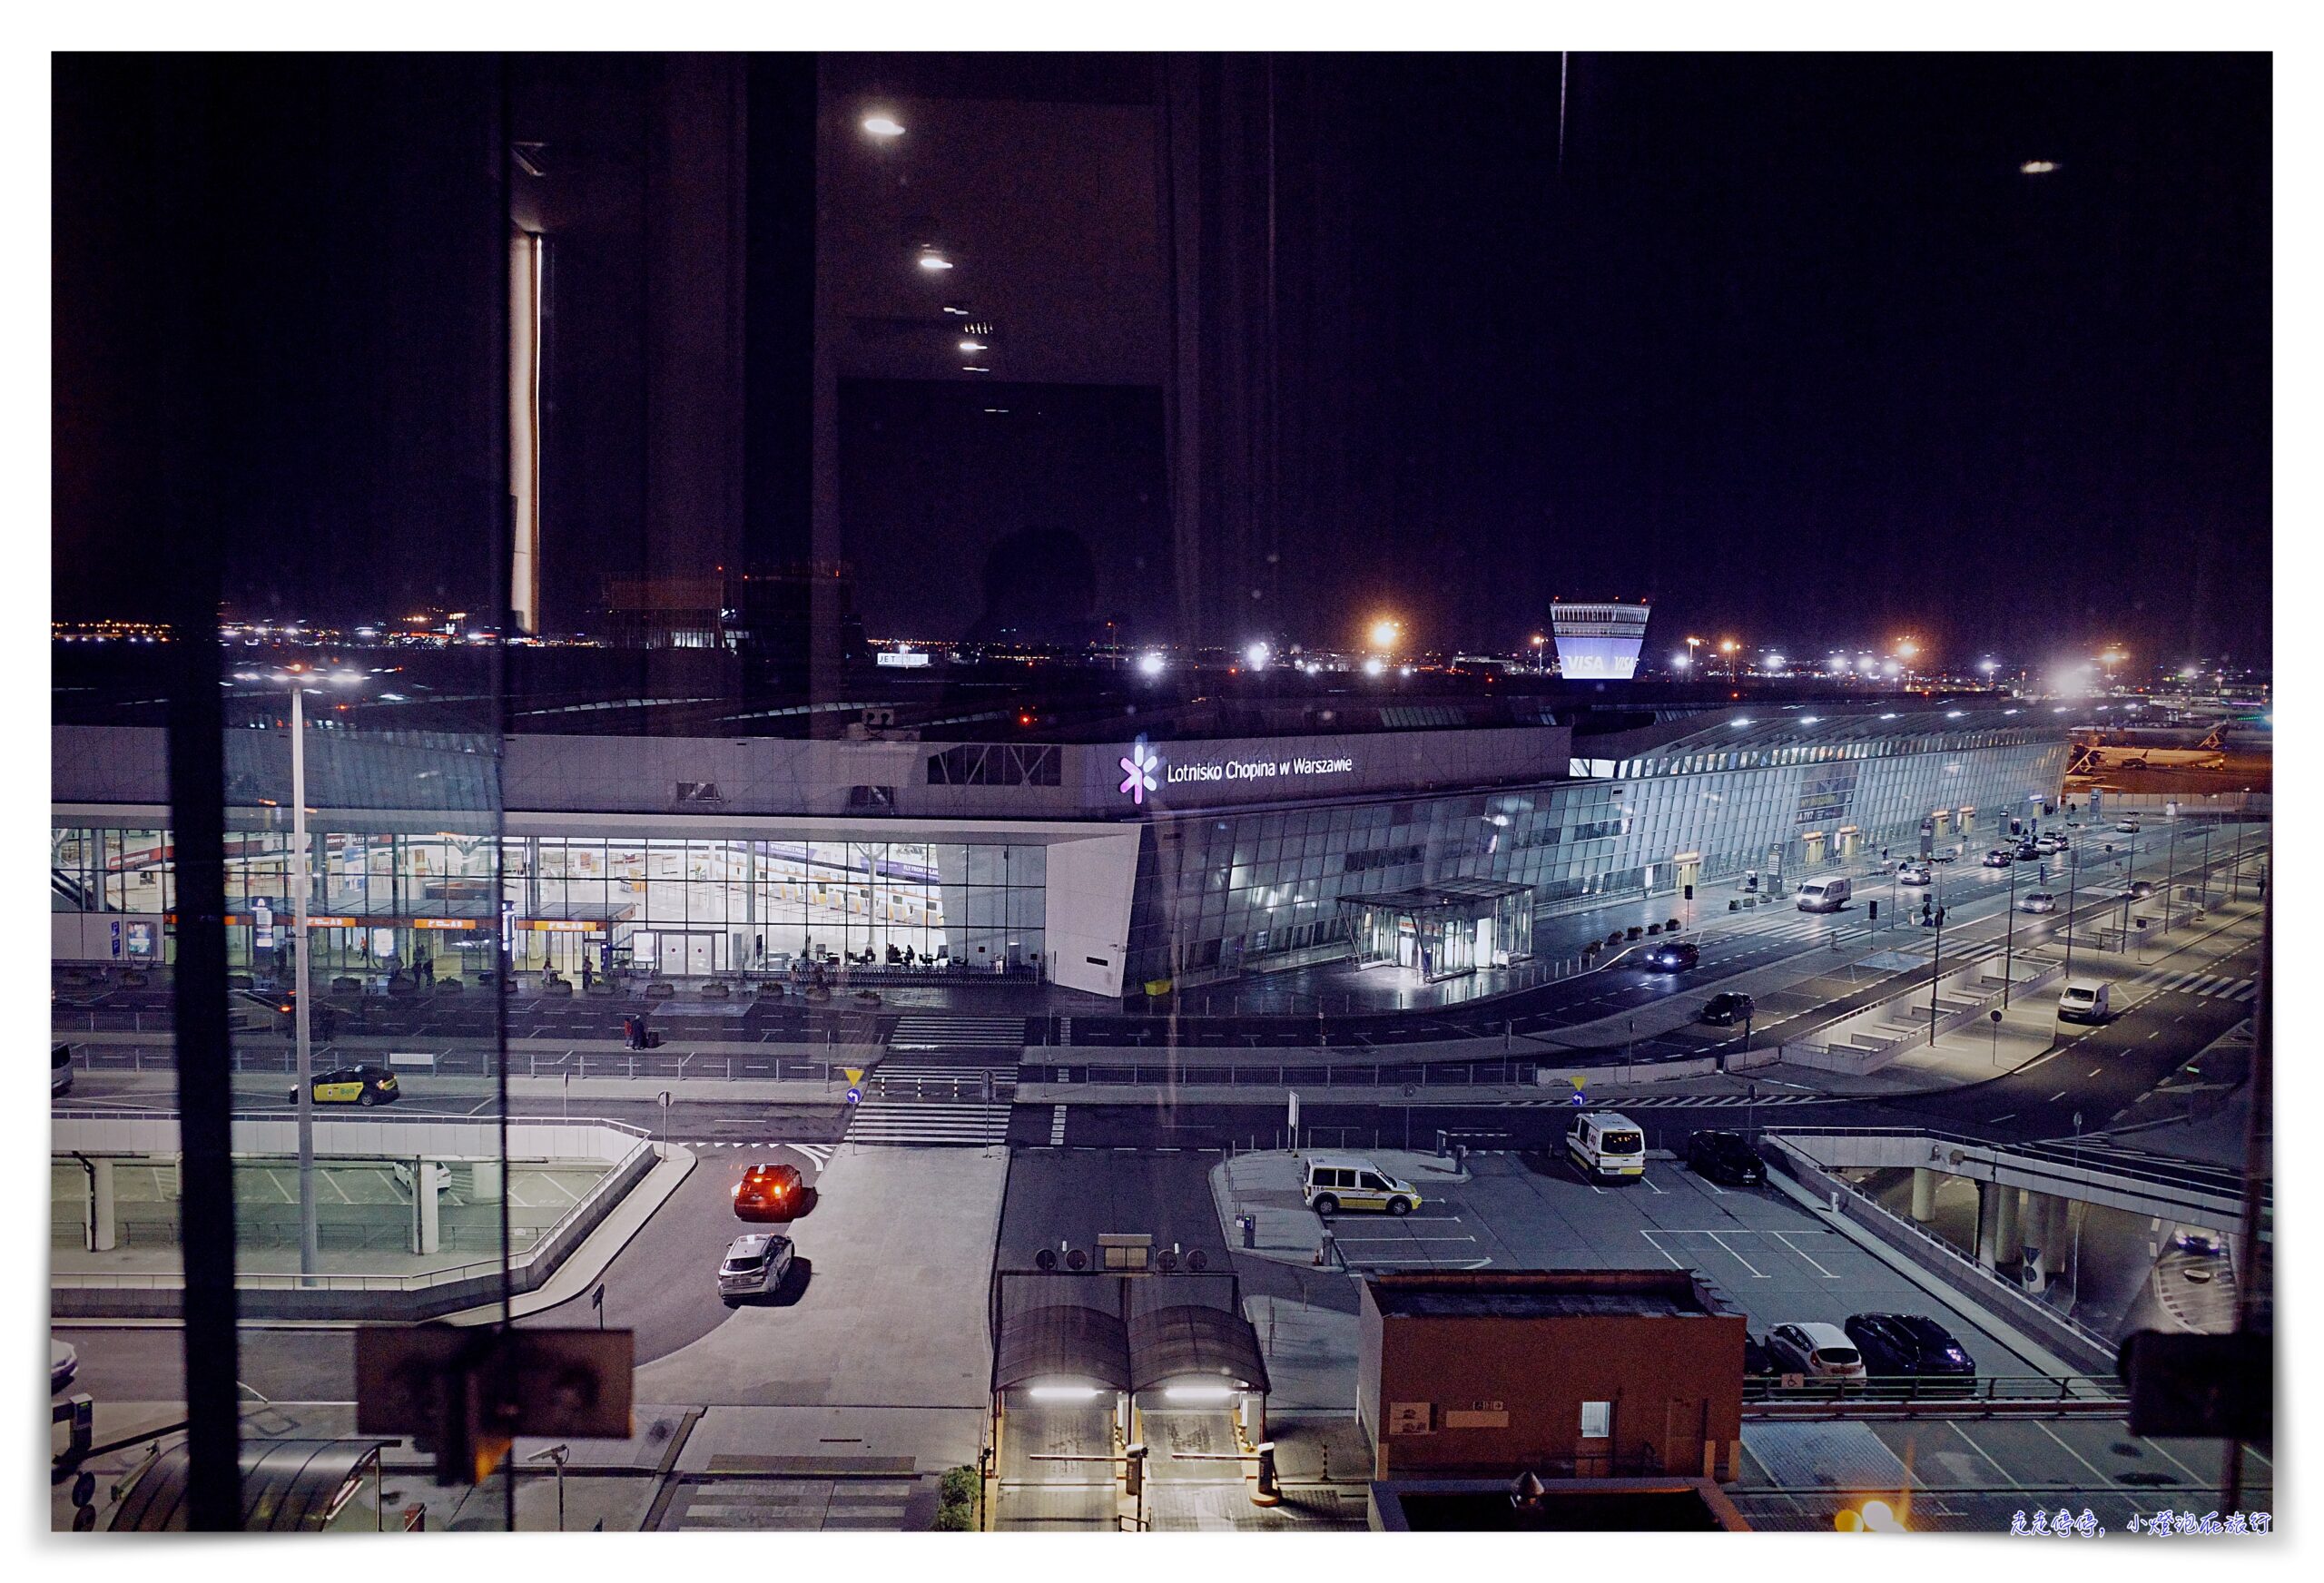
[1567,1112,1647,1181]
[1302,1154,1423,1216]
[1796,877,1852,913]
[2058,980,2112,1024]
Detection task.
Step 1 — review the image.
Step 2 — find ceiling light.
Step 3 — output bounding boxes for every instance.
[918,253,953,271]
[2020,159,2059,175]
[958,339,986,353]
[862,114,906,138]
[961,365,990,373]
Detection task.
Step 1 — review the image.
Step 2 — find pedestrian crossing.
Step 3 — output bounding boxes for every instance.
[2132,968,2257,1002]
[1497,1091,1828,1109]
[851,1017,1019,1145]
[682,1141,838,1165]
[664,1475,922,1530]
[1049,1103,1069,1145]
[845,1093,1012,1146]
[888,1014,1027,1054]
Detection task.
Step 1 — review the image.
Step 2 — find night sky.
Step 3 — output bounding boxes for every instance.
[53,53,2270,671]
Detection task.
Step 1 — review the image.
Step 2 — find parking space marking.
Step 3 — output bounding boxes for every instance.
[1770,1230,1841,1278]
[2032,1421,2118,1487]
[1640,1228,1768,1278]
[1707,1231,1768,1278]
[1942,1423,2023,1487]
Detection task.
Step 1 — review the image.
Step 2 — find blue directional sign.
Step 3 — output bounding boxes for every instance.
[845,1086,862,1106]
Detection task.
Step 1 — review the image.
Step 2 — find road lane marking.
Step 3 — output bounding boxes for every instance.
[2048,1091,2068,1102]
[1986,1112,2016,1124]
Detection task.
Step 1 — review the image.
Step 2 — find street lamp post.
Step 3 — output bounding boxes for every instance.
[1926,864,1945,1046]
[2003,860,2017,1008]
[2063,843,2080,980]
[2165,821,2180,934]
[290,686,320,1279]
[527,1444,569,1531]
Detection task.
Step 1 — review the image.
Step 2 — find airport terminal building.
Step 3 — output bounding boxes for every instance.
[53,700,2070,1002]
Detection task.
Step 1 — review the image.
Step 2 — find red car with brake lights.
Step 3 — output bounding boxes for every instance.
[733,1162,804,1222]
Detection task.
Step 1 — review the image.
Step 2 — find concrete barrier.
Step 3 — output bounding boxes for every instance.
[51,1112,656,1321]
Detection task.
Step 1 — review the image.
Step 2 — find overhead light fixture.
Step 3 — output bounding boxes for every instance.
[918,252,953,271]
[1137,652,1167,677]
[941,304,970,316]
[1162,1384,1238,1403]
[862,114,906,138]
[958,340,987,353]
[2020,159,2059,175]
[961,365,991,373]
[1027,1384,1103,1402]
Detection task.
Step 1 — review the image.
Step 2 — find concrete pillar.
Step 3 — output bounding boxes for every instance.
[414,1158,440,1256]
[1910,1167,1938,1223]
[2018,1193,2051,1284]
[1994,1185,2022,1265]
[1975,1181,2003,1268]
[2043,1195,2073,1262]
[90,1157,117,1252]
[472,1159,503,1199]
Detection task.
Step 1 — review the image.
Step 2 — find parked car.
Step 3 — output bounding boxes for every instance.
[717,1233,794,1303]
[1844,1313,1977,1386]
[733,1162,805,1222]
[1684,1129,1765,1186]
[1981,849,2014,868]
[292,1064,400,1106]
[1896,861,1931,886]
[2116,819,2142,833]
[51,1337,79,1396]
[52,1042,73,1097]
[2172,1230,2226,1257]
[1699,991,1756,1027]
[1643,939,1700,972]
[1743,1334,1775,1380]
[1303,1154,1423,1215]
[1764,1322,1868,1381]
[2036,833,2065,853]
[2019,891,2058,914]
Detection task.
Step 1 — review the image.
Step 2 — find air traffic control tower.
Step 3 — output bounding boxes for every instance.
[1549,601,1651,680]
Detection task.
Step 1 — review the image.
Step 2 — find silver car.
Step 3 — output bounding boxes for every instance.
[2019,891,2057,914]
[718,1234,794,1303]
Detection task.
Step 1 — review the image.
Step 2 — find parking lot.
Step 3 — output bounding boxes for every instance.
[1319,1149,2064,1378]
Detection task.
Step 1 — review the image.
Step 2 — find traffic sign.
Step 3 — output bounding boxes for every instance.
[845,1086,862,1106]
[842,1067,864,1086]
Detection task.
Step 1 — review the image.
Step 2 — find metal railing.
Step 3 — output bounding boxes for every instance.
[1743,1373,2124,1406]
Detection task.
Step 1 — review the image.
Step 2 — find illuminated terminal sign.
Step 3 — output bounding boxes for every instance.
[1165,752,1356,786]
[1122,737,1358,804]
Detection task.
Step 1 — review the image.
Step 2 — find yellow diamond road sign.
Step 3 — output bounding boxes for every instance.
[843,1067,865,1086]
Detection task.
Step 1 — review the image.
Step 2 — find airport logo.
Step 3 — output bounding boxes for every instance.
[1119,740,1162,804]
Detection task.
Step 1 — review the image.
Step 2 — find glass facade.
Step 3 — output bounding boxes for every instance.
[53,828,1049,981]
[54,734,2067,995]
[1121,731,2070,988]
